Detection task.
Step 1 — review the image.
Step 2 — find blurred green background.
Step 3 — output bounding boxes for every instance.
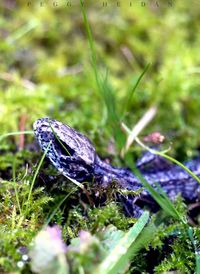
[1,1,200,273]
[1,0,200,159]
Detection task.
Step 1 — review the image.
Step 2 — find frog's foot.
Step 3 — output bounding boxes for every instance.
[118,195,145,218]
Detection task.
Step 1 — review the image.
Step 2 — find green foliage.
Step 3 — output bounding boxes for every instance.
[64,202,135,240]
[96,212,149,274]
[41,212,148,274]
[1,1,200,273]
[0,177,53,272]
[153,223,196,273]
[129,197,198,273]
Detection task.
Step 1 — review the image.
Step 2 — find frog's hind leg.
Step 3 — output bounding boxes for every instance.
[136,151,172,172]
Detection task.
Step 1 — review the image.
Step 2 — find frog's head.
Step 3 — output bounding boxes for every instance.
[33,118,96,182]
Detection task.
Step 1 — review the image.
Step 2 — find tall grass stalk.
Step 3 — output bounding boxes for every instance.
[12,157,22,215]
[26,141,51,210]
[80,3,150,152]
[45,189,77,226]
[81,4,118,123]
[80,2,122,148]
[122,63,150,118]
[0,130,34,142]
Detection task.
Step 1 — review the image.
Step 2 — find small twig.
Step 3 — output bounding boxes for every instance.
[0,72,36,90]
[121,106,157,156]
[57,64,83,76]
[18,114,27,150]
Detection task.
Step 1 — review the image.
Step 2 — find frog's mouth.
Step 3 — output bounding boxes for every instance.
[49,136,95,182]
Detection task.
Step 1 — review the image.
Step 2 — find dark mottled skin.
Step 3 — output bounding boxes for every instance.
[33,118,200,217]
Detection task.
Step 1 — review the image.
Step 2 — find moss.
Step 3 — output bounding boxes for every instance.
[1,1,200,273]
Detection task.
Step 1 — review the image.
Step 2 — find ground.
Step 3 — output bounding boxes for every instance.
[1,1,200,273]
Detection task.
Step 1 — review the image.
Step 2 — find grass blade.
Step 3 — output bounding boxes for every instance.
[136,168,183,221]
[45,189,77,227]
[188,227,200,274]
[80,2,122,145]
[96,211,149,274]
[125,153,183,222]
[48,120,71,156]
[122,63,150,118]
[26,141,51,210]
[135,136,200,184]
[80,1,100,91]
[12,157,22,215]
[0,130,34,142]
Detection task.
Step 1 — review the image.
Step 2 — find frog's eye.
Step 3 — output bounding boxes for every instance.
[53,138,75,157]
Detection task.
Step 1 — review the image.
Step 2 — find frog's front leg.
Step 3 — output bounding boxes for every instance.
[117,194,145,218]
